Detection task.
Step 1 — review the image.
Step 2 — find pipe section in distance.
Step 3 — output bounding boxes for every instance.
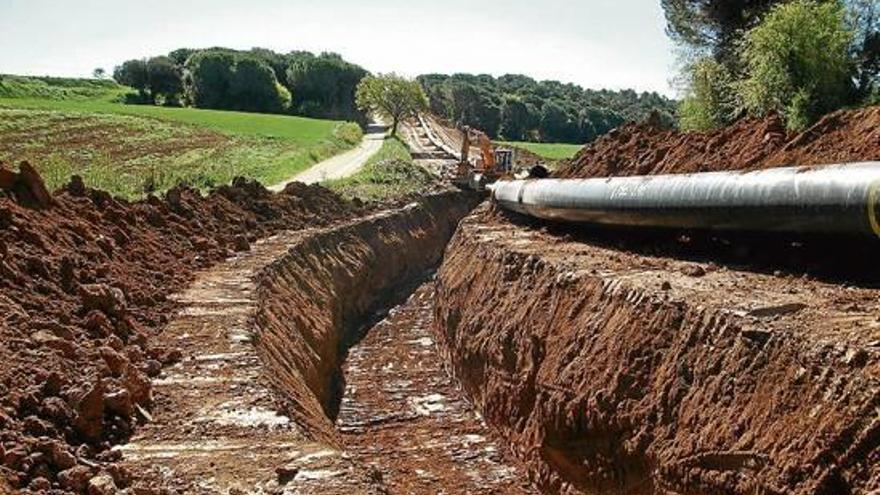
[489,162,880,237]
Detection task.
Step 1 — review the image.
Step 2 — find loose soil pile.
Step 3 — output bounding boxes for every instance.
[0,161,363,493]
[556,106,880,178]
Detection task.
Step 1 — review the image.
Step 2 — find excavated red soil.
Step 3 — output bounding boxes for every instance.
[254,192,480,446]
[434,205,880,495]
[556,106,880,178]
[0,161,364,493]
[118,192,491,494]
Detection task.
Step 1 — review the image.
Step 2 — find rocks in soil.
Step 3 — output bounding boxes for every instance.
[87,473,117,495]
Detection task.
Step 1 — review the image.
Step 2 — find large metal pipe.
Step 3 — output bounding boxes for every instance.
[489,162,880,237]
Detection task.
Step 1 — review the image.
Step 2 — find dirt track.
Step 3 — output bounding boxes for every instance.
[270,123,387,190]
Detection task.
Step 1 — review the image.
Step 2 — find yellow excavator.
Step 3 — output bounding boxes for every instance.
[453,126,514,190]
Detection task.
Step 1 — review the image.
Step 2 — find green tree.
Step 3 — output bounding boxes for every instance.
[230,57,290,113]
[849,0,880,98]
[285,52,367,121]
[662,0,781,66]
[500,96,534,141]
[92,68,106,79]
[356,73,428,136]
[186,51,235,109]
[737,0,855,129]
[678,58,736,130]
[416,73,675,143]
[539,101,573,142]
[168,48,196,66]
[113,59,149,98]
[146,56,183,105]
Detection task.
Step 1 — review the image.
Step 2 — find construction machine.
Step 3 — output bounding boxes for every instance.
[453,126,515,190]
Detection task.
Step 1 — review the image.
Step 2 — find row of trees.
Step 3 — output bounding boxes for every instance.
[667,0,880,130]
[113,48,368,121]
[417,73,677,144]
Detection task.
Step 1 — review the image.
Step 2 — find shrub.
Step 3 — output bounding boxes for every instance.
[679,58,736,131]
[737,0,855,129]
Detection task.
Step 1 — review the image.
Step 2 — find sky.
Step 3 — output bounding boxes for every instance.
[0,0,678,96]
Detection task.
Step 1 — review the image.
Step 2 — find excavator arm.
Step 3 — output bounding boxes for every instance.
[476,132,495,172]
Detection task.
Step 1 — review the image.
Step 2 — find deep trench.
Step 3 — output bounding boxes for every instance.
[251,193,880,494]
[328,271,433,420]
[250,191,538,493]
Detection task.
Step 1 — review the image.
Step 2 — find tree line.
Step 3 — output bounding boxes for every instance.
[417,73,678,144]
[113,47,368,122]
[666,0,880,130]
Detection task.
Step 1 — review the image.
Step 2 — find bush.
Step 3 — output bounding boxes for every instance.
[678,58,736,131]
[737,0,855,129]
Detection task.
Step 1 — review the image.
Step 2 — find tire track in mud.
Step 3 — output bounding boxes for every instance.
[337,281,534,495]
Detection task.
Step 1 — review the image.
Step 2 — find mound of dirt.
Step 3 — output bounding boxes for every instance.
[556,106,880,178]
[0,161,363,493]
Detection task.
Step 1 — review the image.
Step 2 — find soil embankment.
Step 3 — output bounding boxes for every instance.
[434,206,880,494]
[556,106,880,178]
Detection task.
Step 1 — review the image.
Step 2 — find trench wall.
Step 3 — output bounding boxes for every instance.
[252,192,480,444]
[432,210,880,495]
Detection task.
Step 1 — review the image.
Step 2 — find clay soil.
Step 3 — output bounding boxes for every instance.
[556,106,880,178]
[0,162,364,493]
[338,281,533,494]
[434,205,880,495]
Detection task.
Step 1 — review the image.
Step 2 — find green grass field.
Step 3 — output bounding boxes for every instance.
[498,141,584,160]
[324,137,437,201]
[0,75,362,198]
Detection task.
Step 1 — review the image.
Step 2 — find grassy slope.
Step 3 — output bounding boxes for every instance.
[324,137,437,201]
[498,141,584,160]
[0,75,362,198]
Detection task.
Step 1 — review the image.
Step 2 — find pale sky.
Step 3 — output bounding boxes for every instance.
[0,0,677,96]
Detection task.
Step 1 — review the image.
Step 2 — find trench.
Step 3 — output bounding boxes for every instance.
[250,191,535,493]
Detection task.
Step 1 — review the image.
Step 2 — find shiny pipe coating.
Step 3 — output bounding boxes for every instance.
[489,162,880,237]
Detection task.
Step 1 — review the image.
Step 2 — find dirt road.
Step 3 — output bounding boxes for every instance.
[270,123,387,191]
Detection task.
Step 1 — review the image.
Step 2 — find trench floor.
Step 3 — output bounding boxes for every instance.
[337,281,535,494]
